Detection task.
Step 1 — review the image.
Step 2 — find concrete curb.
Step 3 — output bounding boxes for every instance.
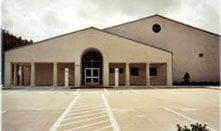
[2,86,220,90]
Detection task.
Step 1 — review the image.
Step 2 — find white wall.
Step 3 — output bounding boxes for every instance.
[105,15,220,82]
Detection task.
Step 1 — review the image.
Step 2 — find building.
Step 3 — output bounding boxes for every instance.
[4,14,220,87]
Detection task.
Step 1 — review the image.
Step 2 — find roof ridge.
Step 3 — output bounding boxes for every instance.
[6,26,172,54]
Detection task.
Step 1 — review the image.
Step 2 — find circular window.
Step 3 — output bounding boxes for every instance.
[152,24,161,33]
[199,53,204,57]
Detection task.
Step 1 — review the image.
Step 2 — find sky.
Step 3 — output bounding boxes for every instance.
[2,0,221,42]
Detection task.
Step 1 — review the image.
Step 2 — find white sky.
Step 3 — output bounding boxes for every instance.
[2,0,221,41]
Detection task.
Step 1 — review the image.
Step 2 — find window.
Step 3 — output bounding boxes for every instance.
[150,67,157,76]
[130,67,139,76]
[152,24,161,33]
[199,53,204,57]
[119,68,124,73]
[109,68,114,73]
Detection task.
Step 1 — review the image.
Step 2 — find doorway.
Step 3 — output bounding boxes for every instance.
[81,49,103,85]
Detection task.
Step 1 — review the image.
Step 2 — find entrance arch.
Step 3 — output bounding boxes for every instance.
[81,48,103,85]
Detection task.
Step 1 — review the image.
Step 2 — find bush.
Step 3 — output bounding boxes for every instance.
[183,72,190,83]
[177,123,209,131]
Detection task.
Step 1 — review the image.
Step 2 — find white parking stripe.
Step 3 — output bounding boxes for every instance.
[60,115,106,127]
[70,105,104,112]
[164,107,216,131]
[49,92,80,131]
[73,104,104,109]
[64,111,106,120]
[93,125,112,131]
[65,120,109,131]
[68,108,105,116]
[104,89,109,94]
[102,94,120,131]
[75,89,80,95]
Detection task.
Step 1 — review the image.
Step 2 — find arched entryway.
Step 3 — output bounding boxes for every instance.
[81,48,103,85]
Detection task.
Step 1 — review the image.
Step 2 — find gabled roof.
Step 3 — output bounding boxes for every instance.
[104,14,220,36]
[6,26,172,54]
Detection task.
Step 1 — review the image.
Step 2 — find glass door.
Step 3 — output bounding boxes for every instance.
[84,68,100,84]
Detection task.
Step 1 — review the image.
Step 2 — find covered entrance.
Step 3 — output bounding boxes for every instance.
[81,49,103,85]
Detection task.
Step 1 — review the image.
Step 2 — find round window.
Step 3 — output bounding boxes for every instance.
[152,24,161,33]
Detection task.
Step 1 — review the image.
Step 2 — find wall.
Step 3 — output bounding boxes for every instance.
[150,63,167,85]
[57,63,75,86]
[129,63,146,86]
[105,15,220,82]
[35,63,53,86]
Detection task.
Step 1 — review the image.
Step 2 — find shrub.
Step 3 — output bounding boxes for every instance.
[183,72,190,84]
[177,123,209,131]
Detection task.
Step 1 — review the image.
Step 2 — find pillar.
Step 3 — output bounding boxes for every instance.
[103,61,109,86]
[146,63,150,86]
[30,62,35,86]
[19,64,23,86]
[74,63,81,87]
[114,68,119,87]
[167,62,173,86]
[13,63,17,86]
[125,63,130,86]
[53,62,57,87]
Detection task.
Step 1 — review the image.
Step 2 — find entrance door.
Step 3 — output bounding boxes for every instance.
[85,68,100,84]
[81,50,103,85]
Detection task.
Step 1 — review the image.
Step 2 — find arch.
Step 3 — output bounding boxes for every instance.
[81,48,103,85]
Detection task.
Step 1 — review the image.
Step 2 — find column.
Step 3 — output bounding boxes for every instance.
[13,64,17,86]
[125,63,130,86]
[30,62,35,86]
[103,61,109,86]
[19,64,23,86]
[167,62,173,86]
[114,68,119,87]
[146,63,150,86]
[53,62,57,87]
[74,63,81,87]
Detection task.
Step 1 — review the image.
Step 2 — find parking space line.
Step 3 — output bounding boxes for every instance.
[68,108,105,116]
[49,92,80,131]
[104,89,109,94]
[65,120,109,131]
[102,94,120,131]
[164,107,216,131]
[60,115,106,127]
[73,104,104,109]
[75,89,80,95]
[70,105,104,112]
[93,125,112,131]
[64,111,106,120]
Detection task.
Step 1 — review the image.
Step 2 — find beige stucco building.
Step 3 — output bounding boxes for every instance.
[4,14,220,87]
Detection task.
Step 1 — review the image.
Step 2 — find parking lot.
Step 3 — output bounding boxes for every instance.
[1,87,220,131]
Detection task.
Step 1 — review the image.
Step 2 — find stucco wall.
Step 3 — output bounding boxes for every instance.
[4,28,172,86]
[105,15,220,83]
[150,63,167,85]
[129,63,146,86]
[35,63,53,86]
[57,63,75,86]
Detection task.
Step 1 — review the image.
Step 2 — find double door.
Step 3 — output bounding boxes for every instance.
[84,68,100,84]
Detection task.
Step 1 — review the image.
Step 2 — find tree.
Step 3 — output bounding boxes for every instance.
[1,29,33,85]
